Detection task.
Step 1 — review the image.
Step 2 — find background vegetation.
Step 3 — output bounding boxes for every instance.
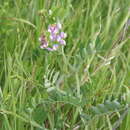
[0,0,130,129]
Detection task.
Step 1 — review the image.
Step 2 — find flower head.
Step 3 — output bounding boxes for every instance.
[48,23,67,44]
[39,21,67,51]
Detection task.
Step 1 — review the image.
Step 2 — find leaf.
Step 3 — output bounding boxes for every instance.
[80,113,92,121]
[91,106,102,114]
[33,105,47,126]
[52,72,59,84]
[91,100,123,116]
[97,104,108,113]
[105,100,121,111]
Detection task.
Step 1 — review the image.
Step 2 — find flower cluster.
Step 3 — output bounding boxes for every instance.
[39,22,67,51]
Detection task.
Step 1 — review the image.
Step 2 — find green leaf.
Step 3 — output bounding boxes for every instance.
[33,105,47,126]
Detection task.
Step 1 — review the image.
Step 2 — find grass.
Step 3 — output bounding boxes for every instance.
[0,0,130,130]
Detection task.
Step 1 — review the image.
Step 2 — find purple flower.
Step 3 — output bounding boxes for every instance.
[60,32,67,39]
[59,39,66,45]
[53,44,59,50]
[56,35,62,42]
[48,25,54,32]
[39,22,67,52]
[45,44,59,51]
[48,24,59,34]
[50,33,57,41]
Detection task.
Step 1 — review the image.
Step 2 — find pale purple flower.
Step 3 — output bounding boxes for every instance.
[59,39,66,45]
[48,25,54,33]
[56,35,62,42]
[45,44,59,51]
[48,24,67,43]
[60,32,67,39]
[50,34,57,41]
[53,44,59,50]
[39,22,67,51]
[48,24,59,34]
[53,28,59,34]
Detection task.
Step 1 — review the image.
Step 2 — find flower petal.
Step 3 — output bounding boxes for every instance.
[59,39,66,45]
[53,44,59,50]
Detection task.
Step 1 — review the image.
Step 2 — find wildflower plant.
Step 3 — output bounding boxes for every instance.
[39,22,67,51]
